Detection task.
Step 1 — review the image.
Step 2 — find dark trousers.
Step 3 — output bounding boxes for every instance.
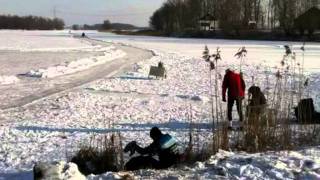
[125,156,159,170]
[227,97,243,122]
[125,156,176,171]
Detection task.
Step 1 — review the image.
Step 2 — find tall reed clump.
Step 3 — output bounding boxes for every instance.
[202,45,229,153]
[183,104,213,164]
[201,44,320,154]
[240,44,319,152]
[70,105,124,175]
[234,47,247,72]
[203,45,215,128]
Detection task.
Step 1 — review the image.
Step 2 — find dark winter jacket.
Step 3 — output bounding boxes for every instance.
[222,70,246,99]
[248,86,266,106]
[247,86,267,118]
[135,134,180,166]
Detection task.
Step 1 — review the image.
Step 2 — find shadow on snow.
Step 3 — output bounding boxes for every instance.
[15,121,212,134]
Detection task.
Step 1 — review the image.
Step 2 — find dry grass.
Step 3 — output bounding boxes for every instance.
[198,104,320,155]
[197,44,320,156]
[70,133,124,175]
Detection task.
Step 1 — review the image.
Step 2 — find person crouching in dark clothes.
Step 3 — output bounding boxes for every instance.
[247,86,267,125]
[222,69,246,128]
[124,127,181,171]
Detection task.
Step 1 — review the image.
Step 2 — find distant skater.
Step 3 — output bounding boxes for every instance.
[222,69,246,128]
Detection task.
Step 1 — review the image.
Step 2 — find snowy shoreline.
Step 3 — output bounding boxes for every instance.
[87,148,320,179]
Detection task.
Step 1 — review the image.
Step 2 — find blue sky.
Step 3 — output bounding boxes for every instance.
[0,0,166,26]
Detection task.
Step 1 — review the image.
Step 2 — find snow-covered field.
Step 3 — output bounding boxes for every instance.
[0,30,319,179]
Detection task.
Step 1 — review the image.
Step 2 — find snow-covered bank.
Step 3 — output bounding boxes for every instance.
[0,75,19,85]
[88,148,320,179]
[26,46,126,78]
[9,148,319,180]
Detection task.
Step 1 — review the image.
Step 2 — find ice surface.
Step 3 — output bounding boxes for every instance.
[0,51,103,76]
[0,30,125,84]
[0,30,93,51]
[26,46,126,78]
[91,32,320,73]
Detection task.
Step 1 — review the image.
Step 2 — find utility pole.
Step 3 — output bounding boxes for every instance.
[53,6,57,18]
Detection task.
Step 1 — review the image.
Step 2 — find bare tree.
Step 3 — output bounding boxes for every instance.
[149,0,319,36]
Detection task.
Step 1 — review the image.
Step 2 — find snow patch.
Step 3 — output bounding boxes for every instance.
[34,161,85,180]
[26,46,126,78]
[0,75,19,85]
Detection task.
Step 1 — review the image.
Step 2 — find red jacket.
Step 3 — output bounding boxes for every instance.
[222,70,245,99]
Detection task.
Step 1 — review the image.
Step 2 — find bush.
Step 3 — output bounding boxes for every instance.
[71,133,124,175]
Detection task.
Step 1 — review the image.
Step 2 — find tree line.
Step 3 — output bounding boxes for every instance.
[0,15,64,30]
[72,20,138,31]
[150,0,319,36]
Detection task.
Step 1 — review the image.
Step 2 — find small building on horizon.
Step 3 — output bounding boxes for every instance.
[199,13,218,31]
[248,20,257,30]
[294,6,320,35]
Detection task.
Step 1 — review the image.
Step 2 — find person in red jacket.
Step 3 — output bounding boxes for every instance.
[222,69,246,126]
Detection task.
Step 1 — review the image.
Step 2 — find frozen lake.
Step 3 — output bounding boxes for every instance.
[83,31,320,111]
[86,31,320,73]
